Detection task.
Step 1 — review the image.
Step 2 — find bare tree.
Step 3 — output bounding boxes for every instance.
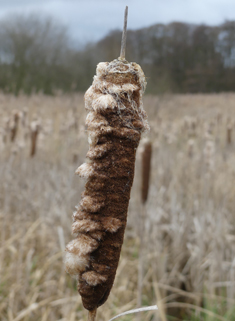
[0,13,71,94]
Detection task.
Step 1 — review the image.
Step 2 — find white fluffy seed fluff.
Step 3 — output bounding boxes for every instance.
[75,163,94,178]
[89,231,103,241]
[100,217,122,233]
[66,235,98,255]
[96,62,109,77]
[92,79,138,97]
[64,252,89,275]
[86,143,111,159]
[92,94,116,112]
[72,219,101,234]
[108,83,138,95]
[88,61,148,132]
[87,131,99,147]
[80,196,105,212]
[86,112,108,128]
[98,126,113,135]
[82,271,108,286]
[85,111,96,125]
[84,87,101,111]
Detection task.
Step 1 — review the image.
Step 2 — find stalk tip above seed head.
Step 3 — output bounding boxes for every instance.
[119,6,128,61]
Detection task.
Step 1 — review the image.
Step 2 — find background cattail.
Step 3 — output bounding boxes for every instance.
[141,139,152,204]
[72,152,79,164]
[137,138,153,320]
[30,120,40,157]
[227,123,232,145]
[20,108,28,127]
[0,128,6,151]
[10,110,19,142]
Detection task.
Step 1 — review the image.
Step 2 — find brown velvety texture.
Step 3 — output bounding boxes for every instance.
[65,59,149,311]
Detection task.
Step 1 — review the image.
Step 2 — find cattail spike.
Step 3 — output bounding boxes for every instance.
[227,124,232,145]
[141,139,152,204]
[119,6,128,60]
[65,7,149,316]
[30,120,40,157]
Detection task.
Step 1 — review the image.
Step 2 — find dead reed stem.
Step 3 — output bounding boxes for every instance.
[151,263,168,321]
[137,204,147,321]
[227,125,232,145]
[88,308,97,321]
[30,121,40,157]
[137,139,152,320]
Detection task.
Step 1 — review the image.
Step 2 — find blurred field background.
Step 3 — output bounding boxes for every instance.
[1,92,235,320]
[1,13,235,96]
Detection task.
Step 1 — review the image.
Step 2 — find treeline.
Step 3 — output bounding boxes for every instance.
[0,13,235,94]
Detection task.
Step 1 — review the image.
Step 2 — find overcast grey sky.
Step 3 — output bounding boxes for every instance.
[0,0,235,44]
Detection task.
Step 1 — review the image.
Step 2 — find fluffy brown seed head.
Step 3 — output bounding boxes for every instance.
[65,58,149,312]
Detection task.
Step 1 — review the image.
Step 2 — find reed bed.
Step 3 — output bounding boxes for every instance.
[1,92,235,320]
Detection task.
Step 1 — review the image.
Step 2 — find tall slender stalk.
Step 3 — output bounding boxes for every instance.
[88,309,97,321]
[119,6,128,60]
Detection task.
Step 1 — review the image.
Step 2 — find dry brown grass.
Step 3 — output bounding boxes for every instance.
[1,92,235,320]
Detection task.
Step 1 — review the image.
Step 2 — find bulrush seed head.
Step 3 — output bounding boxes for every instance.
[64,58,149,313]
